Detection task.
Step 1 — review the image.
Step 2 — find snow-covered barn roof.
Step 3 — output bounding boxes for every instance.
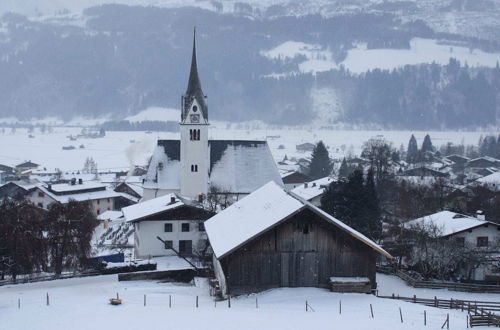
[291,176,334,201]
[123,193,184,223]
[144,139,283,194]
[205,181,392,259]
[405,210,497,237]
[475,172,500,185]
[37,185,122,204]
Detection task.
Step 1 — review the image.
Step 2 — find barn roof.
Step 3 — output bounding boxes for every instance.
[205,181,392,259]
[291,176,334,201]
[144,139,283,194]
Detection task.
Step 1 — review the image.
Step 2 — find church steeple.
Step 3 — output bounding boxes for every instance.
[182,27,208,122]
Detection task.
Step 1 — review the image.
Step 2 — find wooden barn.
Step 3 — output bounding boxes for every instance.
[205,182,391,297]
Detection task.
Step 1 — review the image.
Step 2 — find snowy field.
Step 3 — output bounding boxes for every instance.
[261,38,500,75]
[0,123,496,172]
[0,273,487,330]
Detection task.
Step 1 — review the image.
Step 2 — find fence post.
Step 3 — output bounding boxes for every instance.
[196,296,198,308]
[435,296,438,308]
[413,295,416,303]
[339,300,342,315]
[18,298,20,309]
[116,293,119,299]
[450,298,453,309]
[256,297,258,309]
[447,313,449,329]
[399,307,403,323]
[392,293,395,299]
[144,294,146,307]
[228,296,231,308]
[370,304,374,318]
[466,314,469,328]
[306,300,308,312]
[169,295,171,308]
[46,292,49,306]
[424,310,426,326]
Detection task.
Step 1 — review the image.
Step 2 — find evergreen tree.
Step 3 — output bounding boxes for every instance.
[308,141,333,179]
[421,134,434,153]
[406,134,419,163]
[338,158,350,178]
[363,168,382,240]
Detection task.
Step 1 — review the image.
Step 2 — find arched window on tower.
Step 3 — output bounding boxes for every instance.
[190,129,193,140]
[197,129,201,140]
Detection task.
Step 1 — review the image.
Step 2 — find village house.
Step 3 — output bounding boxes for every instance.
[25,179,131,215]
[15,160,39,174]
[406,210,500,281]
[123,194,214,258]
[281,170,312,190]
[142,30,282,201]
[291,176,335,206]
[205,182,392,297]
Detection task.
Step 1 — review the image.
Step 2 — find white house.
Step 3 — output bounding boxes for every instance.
[26,179,129,215]
[123,193,214,259]
[291,176,335,206]
[142,29,282,202]
[406,210,500,281]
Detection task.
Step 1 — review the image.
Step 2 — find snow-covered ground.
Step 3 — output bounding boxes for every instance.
[261,38,500,76]
[0,125,495,172]
[0,273,483,330]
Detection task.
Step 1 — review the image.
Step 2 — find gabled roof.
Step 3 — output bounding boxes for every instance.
[205,181,391,259]
[16,161,39,168]
[144,139,283,194]
[476,172,500,185]
[405,210,498,237]
[123,193,184,223]
[291,176,334,201]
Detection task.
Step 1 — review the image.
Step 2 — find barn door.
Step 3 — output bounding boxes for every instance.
[281,252,319,287]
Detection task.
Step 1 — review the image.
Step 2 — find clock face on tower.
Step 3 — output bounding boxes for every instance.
[190,114,200,123]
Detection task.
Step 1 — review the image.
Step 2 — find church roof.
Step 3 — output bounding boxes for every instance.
[144,139,283,194]
[183,28,208,122]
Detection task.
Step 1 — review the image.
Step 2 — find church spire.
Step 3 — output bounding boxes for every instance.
[183,27,208,122]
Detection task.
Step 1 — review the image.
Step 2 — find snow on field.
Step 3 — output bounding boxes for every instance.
[262,38,500,76]
[0,126,495,172]
[0,274,476,330]
[343,38,500,74]
[124,107,180,123]
[378,273,500,302]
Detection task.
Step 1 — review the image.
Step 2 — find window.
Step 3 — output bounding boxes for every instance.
[164,223,173,232]
[179,240,192,255]
[477,237,489,247]
[198,222,205,232]
[38,192,44,198]
[97,200,100,205]
[182,223,190,232]
[37,202,43,208]
[107,198,110,203]
[97,209,100,215]
[191,165,198,172]
[455,237,465,247]
[164,240,173,249]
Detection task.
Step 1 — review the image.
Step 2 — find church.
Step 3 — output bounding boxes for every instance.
[143,30,283,201]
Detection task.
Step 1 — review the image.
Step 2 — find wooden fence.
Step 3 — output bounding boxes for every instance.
[377,294,500,327]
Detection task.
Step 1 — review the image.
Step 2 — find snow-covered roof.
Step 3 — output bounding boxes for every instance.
[205,181,391,259]
[37,185,122,204]
[97,210,124,221]
[291,176,334,201]
[405,211,494,237]
[144,139,283,194]
[475,172,500,185]
[49,181,107,193]
[123,193,184,223]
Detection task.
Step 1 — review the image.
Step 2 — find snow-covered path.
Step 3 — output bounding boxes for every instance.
[0,274,479,330]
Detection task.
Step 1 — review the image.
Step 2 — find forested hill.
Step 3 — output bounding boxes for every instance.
[0,4,499,128]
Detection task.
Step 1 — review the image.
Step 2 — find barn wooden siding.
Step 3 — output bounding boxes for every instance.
[220,208,376,295]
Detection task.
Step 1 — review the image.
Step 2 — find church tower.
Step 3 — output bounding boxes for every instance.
[180,28,209,199]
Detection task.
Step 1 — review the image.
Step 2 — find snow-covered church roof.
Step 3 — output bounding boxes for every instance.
[205,181,392,259]
[144,139,283,194]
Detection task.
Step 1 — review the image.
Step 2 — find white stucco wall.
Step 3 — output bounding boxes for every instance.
[452,225,500,247]
[134,219,208,259]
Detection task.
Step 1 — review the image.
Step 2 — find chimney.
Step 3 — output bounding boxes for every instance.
[78,178,83,185]
[476,210,485,221]
[71,178,76,185]
[312,182,316,187]
[304,183,308,188]
[170,196,176,204]
[198,194,204,203]
[48,183,52,191]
